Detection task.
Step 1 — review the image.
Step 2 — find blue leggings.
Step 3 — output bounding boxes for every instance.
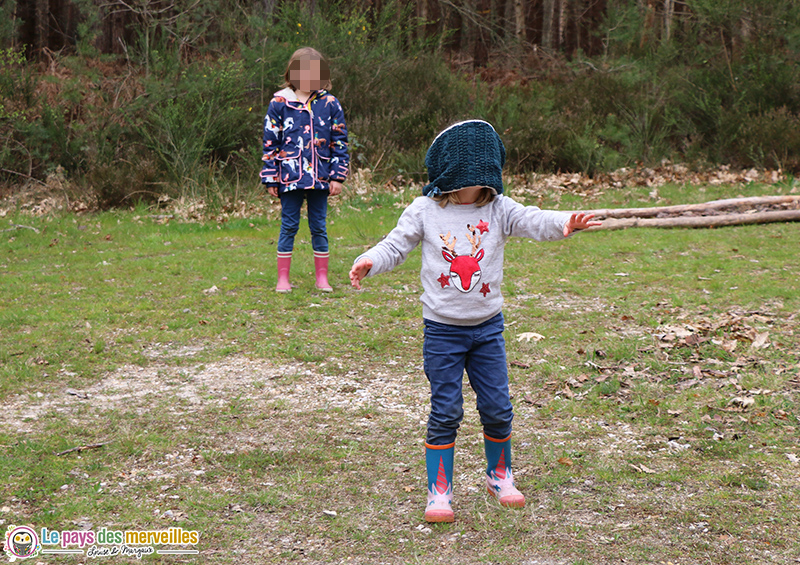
[277,189,329,253]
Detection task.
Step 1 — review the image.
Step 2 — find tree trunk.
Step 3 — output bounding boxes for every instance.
[35,0,48,53]
[495,0,506,40]
[579,0,607,57]
[474,0,490,68]
[663,0,674,42]
[96,3,136,55]
[514,0,524,42]
[640,0,656,48]
[542,0,555,50]
[556,0,566,51]
[16,0,80,58]
[418,0,428,38]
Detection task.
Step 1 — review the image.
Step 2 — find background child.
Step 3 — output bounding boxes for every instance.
[349,120,600,523]
[260,47,350,292]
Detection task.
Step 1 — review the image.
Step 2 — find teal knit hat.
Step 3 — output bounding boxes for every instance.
[422,120,506,197]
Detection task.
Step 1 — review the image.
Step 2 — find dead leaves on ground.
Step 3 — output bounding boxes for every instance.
[508,164,785,203]
[514,308,797,425]
[655,311,775,353]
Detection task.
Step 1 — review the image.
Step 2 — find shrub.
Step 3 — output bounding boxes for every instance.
[0,47,37,185]
[135,58,254,187]
[732,107,800,172]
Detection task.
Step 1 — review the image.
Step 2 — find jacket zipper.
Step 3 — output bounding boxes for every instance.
[285,91,320,189]
[307,95,316,187]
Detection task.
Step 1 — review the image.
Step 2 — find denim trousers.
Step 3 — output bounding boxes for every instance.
[423,312,513,446]
[277,189,329,253]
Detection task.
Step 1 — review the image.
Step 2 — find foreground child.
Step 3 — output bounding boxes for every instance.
[349,120,600,522]
[261,47,349,292]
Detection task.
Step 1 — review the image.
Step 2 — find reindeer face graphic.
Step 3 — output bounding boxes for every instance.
[440,224,485,293]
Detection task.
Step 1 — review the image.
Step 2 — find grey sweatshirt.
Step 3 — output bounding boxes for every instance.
[356,195,572,326]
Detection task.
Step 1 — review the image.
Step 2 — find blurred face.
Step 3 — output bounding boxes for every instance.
[289,58,328,92]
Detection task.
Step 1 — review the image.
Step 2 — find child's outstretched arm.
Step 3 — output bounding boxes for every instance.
[563,213,602,236]
[349,258,373,290]
[349,198,424,290]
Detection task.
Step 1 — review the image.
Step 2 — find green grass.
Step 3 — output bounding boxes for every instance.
[1,180,799,564]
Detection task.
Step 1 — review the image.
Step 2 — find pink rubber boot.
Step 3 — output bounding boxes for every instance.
[314,251,333,292]
[276,252,292,293]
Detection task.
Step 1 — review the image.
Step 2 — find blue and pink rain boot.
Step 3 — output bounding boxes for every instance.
[484,432,525,508]
[424,442,455,523]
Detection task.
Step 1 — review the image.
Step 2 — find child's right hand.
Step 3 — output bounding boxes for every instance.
[267,185,278,197]
[349,258,373,290]
[563,212,602,236]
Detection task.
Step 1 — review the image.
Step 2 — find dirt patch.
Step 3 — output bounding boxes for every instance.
[1,354,429,434]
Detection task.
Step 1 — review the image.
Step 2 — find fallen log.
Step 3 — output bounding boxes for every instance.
[587,195,800,220]
[586,209,800,231]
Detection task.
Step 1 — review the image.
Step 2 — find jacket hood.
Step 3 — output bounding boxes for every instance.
[273,87,327,103]
[273,87,298,101]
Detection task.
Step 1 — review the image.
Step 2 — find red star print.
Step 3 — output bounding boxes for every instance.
[480,283,491,296]
[476,220,489,234]
[437,273,450,288]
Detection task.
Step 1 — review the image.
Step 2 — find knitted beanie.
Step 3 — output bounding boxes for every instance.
[422,120,506,197]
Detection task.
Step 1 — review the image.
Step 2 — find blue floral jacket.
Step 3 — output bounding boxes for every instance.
[260,87,349,193]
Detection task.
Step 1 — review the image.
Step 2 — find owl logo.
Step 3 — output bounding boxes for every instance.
[3,525,41,561]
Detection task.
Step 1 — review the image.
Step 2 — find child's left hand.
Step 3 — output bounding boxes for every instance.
[349,257,373,290]
[564,213,602,236]
[329,181,343,196]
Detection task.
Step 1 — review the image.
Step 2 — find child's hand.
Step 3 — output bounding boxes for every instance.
[329,181,343,196]
[564,213,602,236]
[267,185,278,197]
[349,257,373,290]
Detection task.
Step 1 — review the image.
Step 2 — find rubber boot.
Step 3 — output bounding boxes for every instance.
[484,432,525,508]
[314,251,333,292]
[424,442,455,523]
[276,252,292,293]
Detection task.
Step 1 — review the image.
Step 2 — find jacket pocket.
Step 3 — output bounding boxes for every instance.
[316,152,331,181]
[277,150,302,185]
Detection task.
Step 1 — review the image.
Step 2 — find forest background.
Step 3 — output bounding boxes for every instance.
[1,0,799,209]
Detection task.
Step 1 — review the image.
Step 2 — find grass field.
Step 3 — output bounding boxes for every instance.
[1,179,799,564]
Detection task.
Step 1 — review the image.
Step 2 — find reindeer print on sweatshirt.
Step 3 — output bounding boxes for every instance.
[438,222,489,295]
[355,195,573,327]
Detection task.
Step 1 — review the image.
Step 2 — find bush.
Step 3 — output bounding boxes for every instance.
[0,47,36,185]
[134,58,255,188]
[732,107,800,171]
[4,0,800,206]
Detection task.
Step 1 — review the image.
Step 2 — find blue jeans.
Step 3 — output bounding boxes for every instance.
[423,312,513,446]
[277,189,329,253]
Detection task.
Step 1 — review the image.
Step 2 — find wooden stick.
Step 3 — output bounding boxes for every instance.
[55,441,112,456]
[0,167,47,186]
[1,224,41,234]
[586,195,800,219]
[586,209,800,231]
